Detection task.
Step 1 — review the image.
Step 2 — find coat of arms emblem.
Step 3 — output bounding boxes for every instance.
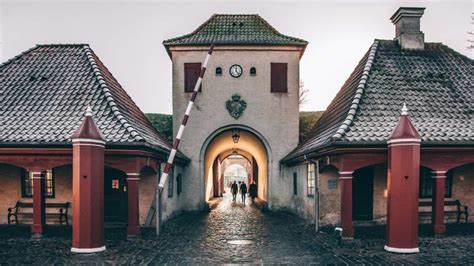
[226,94,247,119]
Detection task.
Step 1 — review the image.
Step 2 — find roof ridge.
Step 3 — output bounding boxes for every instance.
[251,14,280,35]
[1,44,92,68]
[0,45,40,68]
[163,14,217,45]
[82,45,145,142]
[162,13,308,47]
[36,43,90,47]
[330,40,379,140]
[436,42,474,63]
[254,14,307,43]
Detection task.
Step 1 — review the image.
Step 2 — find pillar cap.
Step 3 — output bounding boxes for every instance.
[388,104,421,141]
[71,106,106,141]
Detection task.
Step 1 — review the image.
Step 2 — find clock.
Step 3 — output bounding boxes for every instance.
[229,64,243,78]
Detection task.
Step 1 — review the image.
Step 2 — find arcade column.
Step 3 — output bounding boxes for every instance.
[431,171,447,234]
[31,171,46,237]
[385,104,421,253]
[126,173,141,238]
[71,107,106,253]
[339,171,354,238]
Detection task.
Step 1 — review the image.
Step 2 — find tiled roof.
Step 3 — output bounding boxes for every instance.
[283,40,473,163]
[1,44,186,159]
[163,14,307,52]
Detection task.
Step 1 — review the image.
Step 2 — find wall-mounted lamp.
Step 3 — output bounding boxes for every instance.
[232,130,240,143]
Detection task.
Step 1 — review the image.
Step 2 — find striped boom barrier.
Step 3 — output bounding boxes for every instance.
[158,44,215,192]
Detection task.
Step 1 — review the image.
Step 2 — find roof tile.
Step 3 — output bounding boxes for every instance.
[1,44,185,159]
[283,40,473,163]
[163,14,307,51]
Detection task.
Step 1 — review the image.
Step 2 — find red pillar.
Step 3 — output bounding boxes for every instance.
[31,171,46,237]
[340,171,354,238]
[385,104,421,253]
[127,174,141,237]
[431,171,446,234]
[71,107,106,253]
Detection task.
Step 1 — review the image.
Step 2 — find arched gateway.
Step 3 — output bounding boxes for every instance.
[200,125,271,202]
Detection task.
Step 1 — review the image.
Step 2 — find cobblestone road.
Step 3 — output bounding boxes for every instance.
[1,195,473,264]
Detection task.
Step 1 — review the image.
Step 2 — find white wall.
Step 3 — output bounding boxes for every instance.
[171,45,302,211]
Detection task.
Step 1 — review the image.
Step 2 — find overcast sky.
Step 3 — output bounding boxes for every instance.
[1,0,472,114]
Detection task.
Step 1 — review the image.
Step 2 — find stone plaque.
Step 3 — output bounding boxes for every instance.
[328,179,338,189]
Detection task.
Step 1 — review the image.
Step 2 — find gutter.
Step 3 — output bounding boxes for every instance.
[0,141,191,165]
[281,140,474,166]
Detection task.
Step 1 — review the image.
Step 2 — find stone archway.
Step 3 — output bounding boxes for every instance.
[201,125,270,202]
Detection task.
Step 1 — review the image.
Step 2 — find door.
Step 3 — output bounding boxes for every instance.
[352,167,374,221]
[104,168,128,223]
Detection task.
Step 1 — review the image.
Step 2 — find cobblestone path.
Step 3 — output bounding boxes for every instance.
[1,195,474,264]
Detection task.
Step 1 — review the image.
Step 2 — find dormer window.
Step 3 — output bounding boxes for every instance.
[216,67,222,76]
[250,67,256,76]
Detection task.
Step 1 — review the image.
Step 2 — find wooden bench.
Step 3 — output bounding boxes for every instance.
[7,201,70,225]
[419,200,468,223]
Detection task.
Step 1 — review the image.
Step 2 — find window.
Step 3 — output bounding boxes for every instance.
[168,169,174,198]
[177,173,182,195]
[184,63,202,92]
[419,168,453,198]
[250,67,257,76]
[215,67,222,76]
[293,172,297,196]
[271,63,288,93]
[307,164,315,196]
[21,169,55,198]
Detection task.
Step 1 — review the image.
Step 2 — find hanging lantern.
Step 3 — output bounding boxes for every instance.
[232,130,240,143]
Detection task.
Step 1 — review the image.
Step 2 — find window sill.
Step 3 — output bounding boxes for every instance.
[21,196,55,199]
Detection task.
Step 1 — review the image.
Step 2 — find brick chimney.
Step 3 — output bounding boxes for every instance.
[390,7,425,50]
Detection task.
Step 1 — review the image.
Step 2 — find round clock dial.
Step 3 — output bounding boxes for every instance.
[229,64,243,78]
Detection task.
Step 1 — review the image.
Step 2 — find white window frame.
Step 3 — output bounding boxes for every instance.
[307,163,315,197]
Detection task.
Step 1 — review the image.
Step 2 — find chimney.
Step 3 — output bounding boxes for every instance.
[390,7,425,50]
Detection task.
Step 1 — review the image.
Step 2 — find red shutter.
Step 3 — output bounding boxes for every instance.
[184,63,202,92]
[271,63,288,93]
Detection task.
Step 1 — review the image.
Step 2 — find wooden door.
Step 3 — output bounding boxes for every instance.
[352,167,374,221]
[104,168,128,223]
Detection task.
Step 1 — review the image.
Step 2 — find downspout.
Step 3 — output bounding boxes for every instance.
[315,159,320,232]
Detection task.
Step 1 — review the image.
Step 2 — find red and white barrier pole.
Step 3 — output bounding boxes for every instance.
[158,44,215,192]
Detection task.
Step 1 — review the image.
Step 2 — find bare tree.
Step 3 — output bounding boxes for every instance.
[299,80,309,107]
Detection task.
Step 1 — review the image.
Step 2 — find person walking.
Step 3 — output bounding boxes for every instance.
[249,181,257,203]
[231,181,238,202]
[240,182,248,204]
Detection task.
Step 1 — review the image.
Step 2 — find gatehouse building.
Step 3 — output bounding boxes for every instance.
[163,14,307,210]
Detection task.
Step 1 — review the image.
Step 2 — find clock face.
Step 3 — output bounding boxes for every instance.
[229,64,243,78]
